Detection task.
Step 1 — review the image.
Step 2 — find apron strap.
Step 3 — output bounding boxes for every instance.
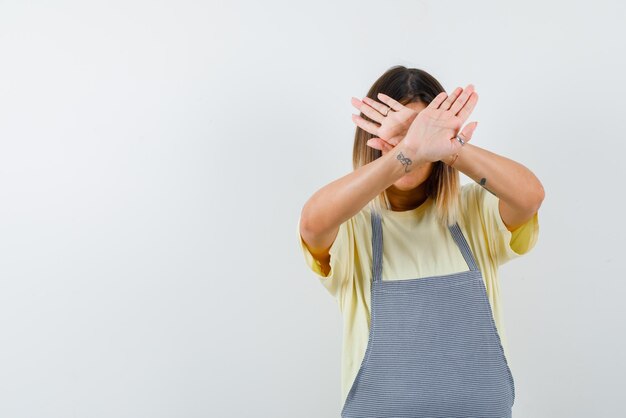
[448,222,479,272]
[370,211,479,283]
[371,211,384,283]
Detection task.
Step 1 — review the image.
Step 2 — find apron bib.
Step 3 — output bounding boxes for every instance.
[341,211,515,418]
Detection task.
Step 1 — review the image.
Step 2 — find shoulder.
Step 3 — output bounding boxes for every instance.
[459,182,500,226]
[458,181,540,266]
[460,181,487,206]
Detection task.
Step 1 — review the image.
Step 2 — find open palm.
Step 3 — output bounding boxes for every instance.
[351,85,479,162]
[402,85,478,162]
[351,93,418,148]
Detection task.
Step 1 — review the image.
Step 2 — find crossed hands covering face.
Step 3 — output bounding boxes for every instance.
[350,84,479,165]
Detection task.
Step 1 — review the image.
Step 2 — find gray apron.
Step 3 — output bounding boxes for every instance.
[341,211,515,418]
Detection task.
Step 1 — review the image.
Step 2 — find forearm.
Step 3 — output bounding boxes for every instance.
[445,144,544,212]
[302,144,427,234]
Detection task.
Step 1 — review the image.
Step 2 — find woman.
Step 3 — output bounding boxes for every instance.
[297,66,543,417]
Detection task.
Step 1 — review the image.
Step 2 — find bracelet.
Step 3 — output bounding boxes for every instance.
[449,153,459,167]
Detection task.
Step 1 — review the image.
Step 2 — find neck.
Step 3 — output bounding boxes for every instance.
[386,184,429,212]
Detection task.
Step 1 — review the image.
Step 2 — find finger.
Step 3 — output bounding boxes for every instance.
[354,97,385,124]
[455,91,479,121]
[350,97,362,111]
[362,96,392,118]
[460,122,477,140]
[352,114,380,136]
[367,138,394,152]
[379,138,395,152]
[439,87,463,111]
[445,131,467,157]
[376,93,404,111]
[449,84,476,115]
[429,91,448,109]
[366,138,383,151]
[450,125,475,153]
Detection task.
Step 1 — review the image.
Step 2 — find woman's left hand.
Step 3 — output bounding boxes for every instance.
[351,93,418,150]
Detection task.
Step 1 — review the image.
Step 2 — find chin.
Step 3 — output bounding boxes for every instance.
[393,178,425,191]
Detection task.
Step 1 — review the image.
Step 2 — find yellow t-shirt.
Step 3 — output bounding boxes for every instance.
[296,182,540,407]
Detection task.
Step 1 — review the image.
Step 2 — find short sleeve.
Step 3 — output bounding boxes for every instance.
[296,215,354,299]
[462,182,539,266]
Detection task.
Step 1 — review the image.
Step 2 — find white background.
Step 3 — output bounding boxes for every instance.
[0,0,624,417]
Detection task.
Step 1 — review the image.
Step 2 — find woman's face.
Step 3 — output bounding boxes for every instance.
[381,101,434,191]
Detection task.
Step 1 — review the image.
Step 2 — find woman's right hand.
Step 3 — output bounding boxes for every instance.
[400,84,479,163]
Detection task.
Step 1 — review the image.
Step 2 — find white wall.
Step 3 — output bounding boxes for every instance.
[0,0,623,417]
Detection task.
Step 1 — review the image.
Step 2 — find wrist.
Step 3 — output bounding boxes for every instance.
[443,153,459,166]
[444,142,470,167]
[391,142,430,170]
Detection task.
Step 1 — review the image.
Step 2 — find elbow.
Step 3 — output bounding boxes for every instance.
[529,183,545,214]
[299,204,323,237]
[513,181,545,215]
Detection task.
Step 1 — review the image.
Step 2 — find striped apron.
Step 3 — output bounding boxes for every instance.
[341,211,515,418]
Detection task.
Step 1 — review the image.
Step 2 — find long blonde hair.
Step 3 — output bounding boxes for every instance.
[353,65,461,227]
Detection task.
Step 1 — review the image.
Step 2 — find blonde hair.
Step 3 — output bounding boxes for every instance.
[353,65,461,227]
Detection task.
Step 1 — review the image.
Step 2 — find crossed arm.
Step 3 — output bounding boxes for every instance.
[352,87,545,232]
